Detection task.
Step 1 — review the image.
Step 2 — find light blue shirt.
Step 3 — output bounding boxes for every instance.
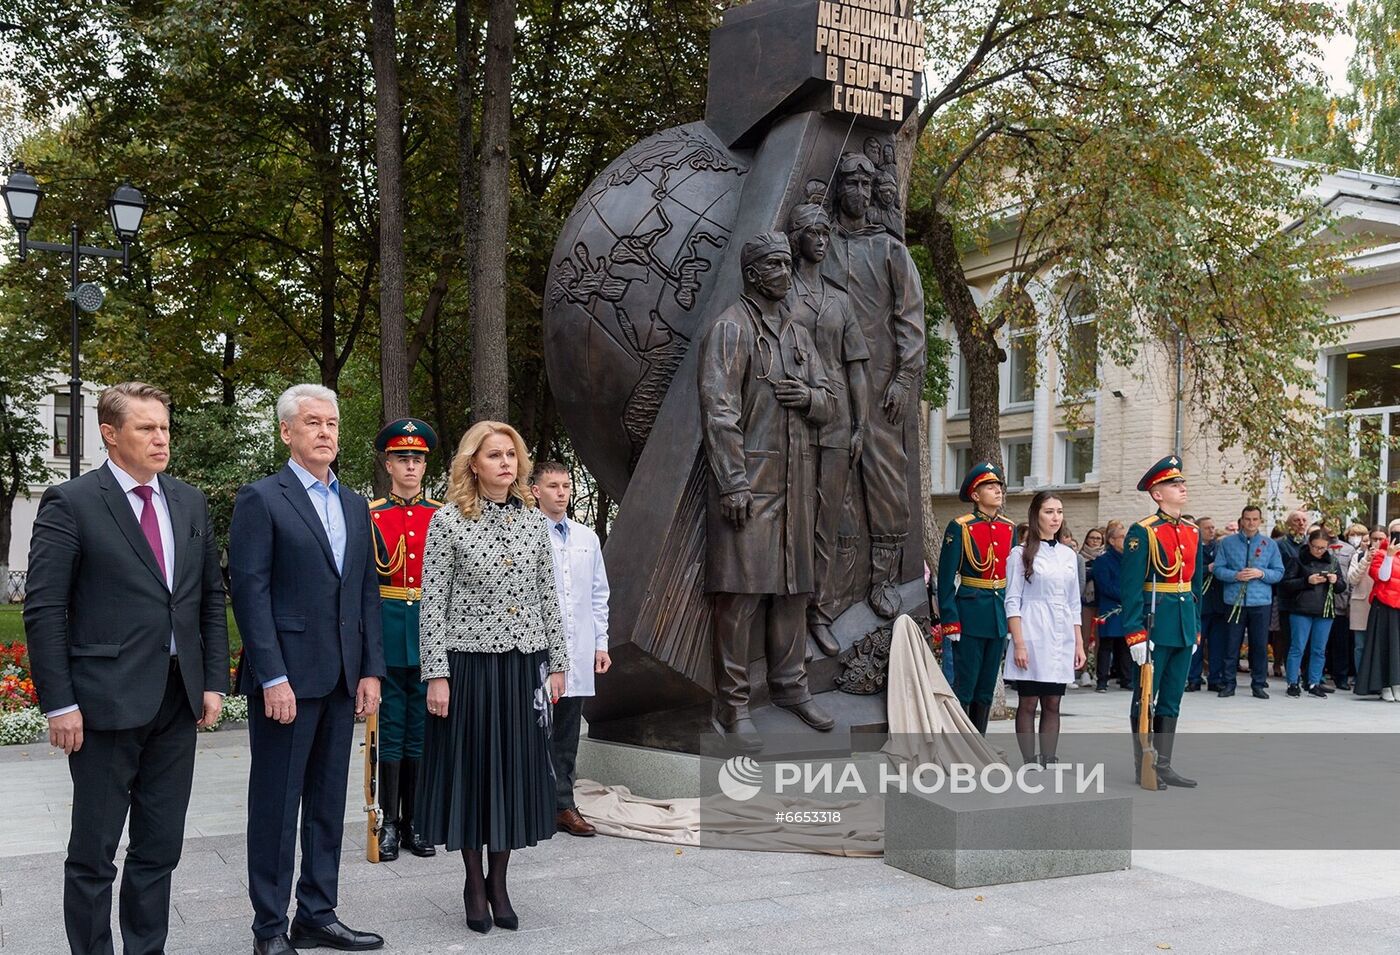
[262,459,345,690]
[287,457,346,574]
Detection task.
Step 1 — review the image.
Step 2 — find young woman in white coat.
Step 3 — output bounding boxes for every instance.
[1005,491,1086,766]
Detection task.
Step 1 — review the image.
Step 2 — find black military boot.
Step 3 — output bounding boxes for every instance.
[867,542,903,619]
[1131,713,1166,789]
[1152,716,1198,788]
[810,623,840,657]
[377,760,401,861]
[399,757,436,857]
[968,701,991,735]
[712,707,763,754]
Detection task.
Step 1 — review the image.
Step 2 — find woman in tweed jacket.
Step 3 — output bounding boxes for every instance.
[414,420,569,935]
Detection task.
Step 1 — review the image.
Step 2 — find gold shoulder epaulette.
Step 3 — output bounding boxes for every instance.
[955,513,975,526]
[369,497,387,508]
[1181,517,1198,528]
[995,515,1015,526]
[425,498,443,506]
[1137,516,1159,529]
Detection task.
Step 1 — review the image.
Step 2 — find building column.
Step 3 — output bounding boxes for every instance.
[1028,324,1052,489]
[1086,390,1103,484]
[928,404,945,494]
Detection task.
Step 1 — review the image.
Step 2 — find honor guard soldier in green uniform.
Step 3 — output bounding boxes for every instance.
[1121,455,1203,789]
[369,417,441,858]
[937,462,1016,734]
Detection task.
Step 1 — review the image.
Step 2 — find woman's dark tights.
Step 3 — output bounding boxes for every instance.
[463,849,487,923]
[1014,695,1062,762]
[486,849,514,921]
[464,848,515,923]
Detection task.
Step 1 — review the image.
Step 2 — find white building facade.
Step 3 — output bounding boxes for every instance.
[5,378,104,578]
[929,162,1400,538]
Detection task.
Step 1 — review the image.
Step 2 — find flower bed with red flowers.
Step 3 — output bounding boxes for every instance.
[0,642,45,745]
[0,643,37,713]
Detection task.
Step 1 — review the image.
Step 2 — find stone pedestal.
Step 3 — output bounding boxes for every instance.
[883,783,1132,888]
[575,731,707,799]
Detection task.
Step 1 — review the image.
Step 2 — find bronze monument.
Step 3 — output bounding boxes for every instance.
[543,0,932,752]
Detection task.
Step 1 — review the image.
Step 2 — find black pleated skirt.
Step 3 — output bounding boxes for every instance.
[1356,602,1400,695]
[416,649,556,852]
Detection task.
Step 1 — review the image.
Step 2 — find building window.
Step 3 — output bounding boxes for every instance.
[1330,345,1400,525]
[1061,286,1098,398]
[1004,291,1037,407]
[53,393,83,459]
[1007,329,1035,405]
[954,351,970,412]
[1060,430,1095,485]
[1004,438,1032,489]
[1331,345,1400,410]
[948,444,972,489]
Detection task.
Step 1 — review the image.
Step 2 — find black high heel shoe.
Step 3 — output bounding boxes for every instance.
[464,886,492,935]
[489,894,518,931]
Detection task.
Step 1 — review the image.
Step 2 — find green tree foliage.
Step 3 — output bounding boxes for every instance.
[0,0,716,507]
[904,0,1358,509]
[169,402,281,559]
[2,0,1372,523]
[1346,0,1400,171]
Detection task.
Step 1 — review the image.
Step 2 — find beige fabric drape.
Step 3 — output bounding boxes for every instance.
[881,615,1002,768]
[573,780,884,856]
[573,614,1001,855]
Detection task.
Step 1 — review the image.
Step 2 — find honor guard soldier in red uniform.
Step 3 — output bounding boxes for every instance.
[937,462,1016,733]
[1121,455,1203,789]
[370,417,440,858]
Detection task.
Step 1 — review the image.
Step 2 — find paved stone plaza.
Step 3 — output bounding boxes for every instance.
[3,688,1399,953]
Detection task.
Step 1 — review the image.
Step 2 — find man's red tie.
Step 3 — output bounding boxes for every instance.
[132,485,167,581]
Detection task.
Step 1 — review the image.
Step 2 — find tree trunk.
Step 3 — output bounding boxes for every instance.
[455,0,480,269]
[318,144,339,392]
[922,203,1003,465]
[593,487,610,546]
[0,497,11,604]
[371,0,409,424]
[219,334,237,407]
[467,0,514,424]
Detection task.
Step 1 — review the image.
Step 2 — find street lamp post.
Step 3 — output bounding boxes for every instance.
[1,162,146,479]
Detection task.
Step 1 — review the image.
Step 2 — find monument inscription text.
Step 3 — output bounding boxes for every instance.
[815,0,926,122]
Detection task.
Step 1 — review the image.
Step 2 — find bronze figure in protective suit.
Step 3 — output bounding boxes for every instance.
[698,232,837,752]
[820,153,925,619]
[784,203,870,658]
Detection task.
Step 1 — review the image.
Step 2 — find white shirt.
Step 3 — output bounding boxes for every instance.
[1003,541,1082,685]
[546,516,611,697]
[108,458,176,593]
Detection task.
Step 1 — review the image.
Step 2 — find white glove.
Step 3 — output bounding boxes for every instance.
[1191,639,1200,657]
[943,629,960,644]
[1129,641,1148,667]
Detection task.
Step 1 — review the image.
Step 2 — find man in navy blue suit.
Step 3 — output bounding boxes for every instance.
[230,384,386,954]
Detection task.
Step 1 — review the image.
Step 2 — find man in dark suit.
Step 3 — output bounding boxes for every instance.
[229,384,385,954]
[25,382,229,955]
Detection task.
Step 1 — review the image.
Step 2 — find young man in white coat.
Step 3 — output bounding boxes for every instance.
[530,462,612,836]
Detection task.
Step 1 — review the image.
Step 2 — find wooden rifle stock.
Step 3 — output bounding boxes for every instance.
[1138,659,1157,791]
[363,712,381,863]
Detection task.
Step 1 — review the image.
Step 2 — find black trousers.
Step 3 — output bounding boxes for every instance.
[65,658,197,955]
[1096,637,1127,688]
[550,695,586,811]
[246,689,354,940]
